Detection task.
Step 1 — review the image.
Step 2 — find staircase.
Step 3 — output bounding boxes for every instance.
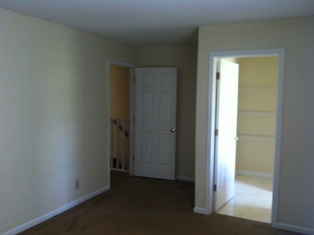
[110,119,129,172]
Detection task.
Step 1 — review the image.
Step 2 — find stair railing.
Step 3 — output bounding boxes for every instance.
[110,119,129,172]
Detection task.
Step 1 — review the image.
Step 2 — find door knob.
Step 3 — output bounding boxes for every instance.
[170,128,176,133]
[234,137,239,141]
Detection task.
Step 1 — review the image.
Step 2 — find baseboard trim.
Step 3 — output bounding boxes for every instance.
[2,186,110,235]
[274,222,314,235]
[176,175,195,182]
[236,170,273,179]
[193,207,207,215]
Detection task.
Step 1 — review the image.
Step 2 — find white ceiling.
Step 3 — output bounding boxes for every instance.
[1,0,314,46]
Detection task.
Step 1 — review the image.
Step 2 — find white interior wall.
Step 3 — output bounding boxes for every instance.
[0,8,138,234]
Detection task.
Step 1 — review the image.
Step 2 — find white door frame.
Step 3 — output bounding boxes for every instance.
[204,49,285,227]
[106,60,136,184]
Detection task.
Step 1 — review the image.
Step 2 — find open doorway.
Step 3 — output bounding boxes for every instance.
[215,57,279,223]
[107,61,135,178]
[204,49,285,227]
[107,62,178,180]
[109,64,130,172]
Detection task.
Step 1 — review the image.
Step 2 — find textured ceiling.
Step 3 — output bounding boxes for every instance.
[0,0,314,46]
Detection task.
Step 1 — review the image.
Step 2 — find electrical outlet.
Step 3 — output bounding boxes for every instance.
[75,180,80,190]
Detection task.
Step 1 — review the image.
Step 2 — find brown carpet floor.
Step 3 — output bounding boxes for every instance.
[20,171,303,235]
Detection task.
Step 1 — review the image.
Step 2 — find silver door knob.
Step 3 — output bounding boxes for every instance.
[170,128,176,133]
[234,137,239,141]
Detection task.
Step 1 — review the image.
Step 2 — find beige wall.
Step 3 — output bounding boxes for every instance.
[139,45,197,179]
[195,17,314,231]
[236,57,278,175]
[3,4,313,234]
[110,65,130,119]
[0,8,138,234]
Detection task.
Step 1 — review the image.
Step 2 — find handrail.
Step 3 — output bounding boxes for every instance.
[112,119,129,138]
[110,119,129,172]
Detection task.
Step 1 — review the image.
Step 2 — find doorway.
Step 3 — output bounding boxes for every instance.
[107,62,178,180]
[205,49,285,227]
[109,64,131,172]
[107,60,135,180]
[215,56,279,223]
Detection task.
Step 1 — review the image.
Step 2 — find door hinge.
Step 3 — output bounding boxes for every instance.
[133,117,135,122]
[215,129,218,136]
[133,77,135,83]
[216,72,220,80]
[213,184,217,192]
[133,156,135,160]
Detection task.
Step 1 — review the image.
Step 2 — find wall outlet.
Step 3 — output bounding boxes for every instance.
[75,179,80,190]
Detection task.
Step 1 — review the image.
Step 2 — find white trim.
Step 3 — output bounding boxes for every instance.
[271,49,285,227]
[209,48,284,58]
[2,186,110,235]
[205,49,285,228]
[193,207,207,215]
[204,54,218,215]
[236,170,273,179]
[274,223,314,235]
[176,176,195,182]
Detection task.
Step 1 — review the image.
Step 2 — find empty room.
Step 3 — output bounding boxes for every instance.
[1,1,314,235]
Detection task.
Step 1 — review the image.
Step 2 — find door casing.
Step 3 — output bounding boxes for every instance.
[200,49,285,228]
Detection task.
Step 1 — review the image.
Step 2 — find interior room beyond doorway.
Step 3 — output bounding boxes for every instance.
[216,56,279,223]
[109,64,131,172]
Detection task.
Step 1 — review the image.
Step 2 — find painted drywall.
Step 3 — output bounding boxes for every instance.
[139,45,197,180]
[110,65,130,119]
[195,17,314,231]
[0,8,138,234]
[236,57,278,175]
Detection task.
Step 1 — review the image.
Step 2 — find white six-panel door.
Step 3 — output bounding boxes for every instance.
[214,59,239,210]
[134,68,177,180]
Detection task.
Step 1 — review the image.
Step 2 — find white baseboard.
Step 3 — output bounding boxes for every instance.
[274,222,314,235]
[193,207,208,215]
[236,170,273,179]
[176,175,195,182]
[2,186,110,235]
